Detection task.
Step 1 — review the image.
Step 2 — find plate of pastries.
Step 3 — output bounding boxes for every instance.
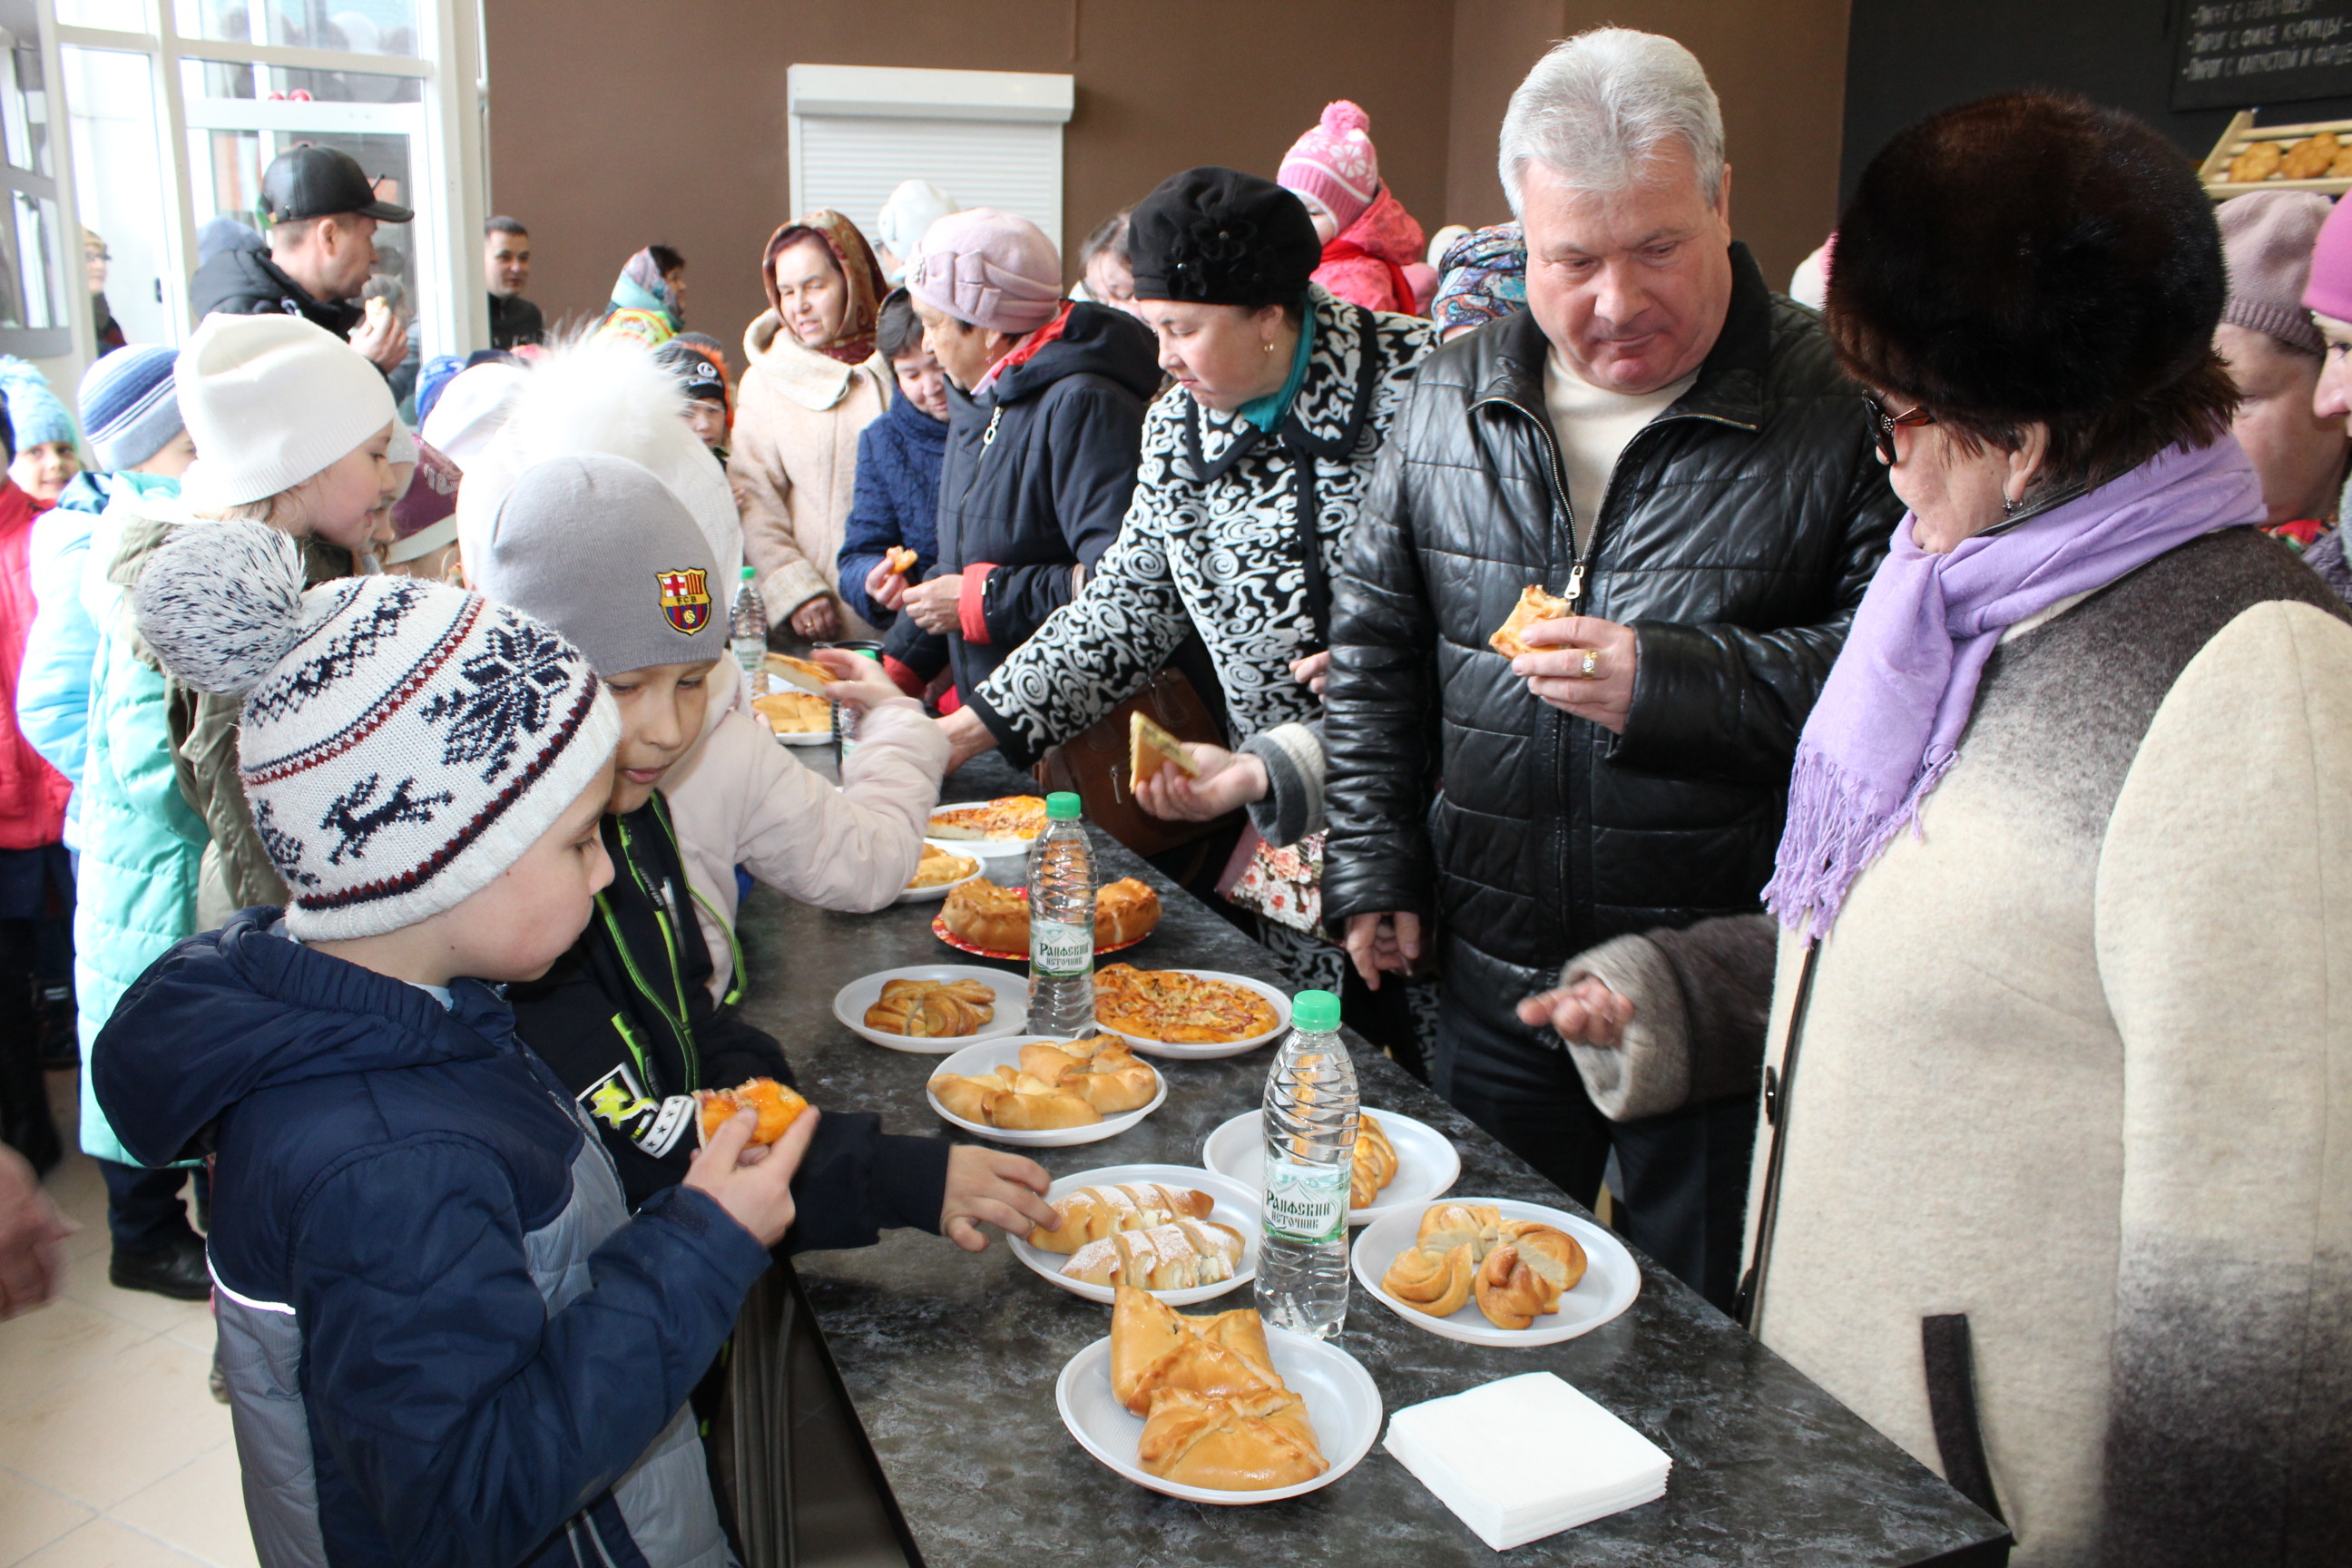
[932,877,1161,961]
[1092,965,1289,1059]
[925,795,1052,858]
[1200,1107,1462,1225]
[1012,1164,1260,1306]
[750,686,832,746]
[897,842,981,905]
[831,965,1026,1053]
[1352,1199,1640,1348]
[926,1034,1165,1146]
[1054,1284,1380,1504]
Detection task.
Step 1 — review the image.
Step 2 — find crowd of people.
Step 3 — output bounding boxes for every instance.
[1,24,2348,1567]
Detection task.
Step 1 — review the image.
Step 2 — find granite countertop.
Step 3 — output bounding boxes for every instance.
[731,757,2008,1567]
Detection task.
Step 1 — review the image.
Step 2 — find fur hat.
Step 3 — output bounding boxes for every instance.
[132,520,617,939]
[454,335,740,591]
[1130,168,1322,309]
[1827,93,2227,428]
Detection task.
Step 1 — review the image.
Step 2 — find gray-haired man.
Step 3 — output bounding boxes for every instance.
[1320,27,1899,1310]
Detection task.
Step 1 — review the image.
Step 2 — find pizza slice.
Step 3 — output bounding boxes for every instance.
[764,652,835,695]
[1488,584,1573,660]
[1130,710,1200,787]
[927,795,1051,842]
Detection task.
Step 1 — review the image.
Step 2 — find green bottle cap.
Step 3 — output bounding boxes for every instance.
[1293,990,1341,1032]
[740,564,755,581]
[1045,791,1083,821]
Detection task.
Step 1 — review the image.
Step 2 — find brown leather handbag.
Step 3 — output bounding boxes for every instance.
[1033,668,1243,859]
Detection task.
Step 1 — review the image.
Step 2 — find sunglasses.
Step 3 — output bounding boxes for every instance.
[1861,392,1935,466]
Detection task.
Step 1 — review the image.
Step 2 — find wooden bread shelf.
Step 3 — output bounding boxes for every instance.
[2201,109,2352,200]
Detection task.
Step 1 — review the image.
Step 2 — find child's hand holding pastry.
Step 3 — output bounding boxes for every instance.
[940,1145,1056,1252]
[686,1104,820,1248]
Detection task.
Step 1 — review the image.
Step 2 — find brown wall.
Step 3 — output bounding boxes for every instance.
[485,0,1455,352]
[1440,0,1851,287]
[484,0,1845,343]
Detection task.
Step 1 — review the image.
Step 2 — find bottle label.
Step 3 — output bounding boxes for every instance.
[1262,1157,1349,1244]
[1031,919,1093,978]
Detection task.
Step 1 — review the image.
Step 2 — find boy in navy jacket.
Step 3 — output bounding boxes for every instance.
[96,520,808,1568]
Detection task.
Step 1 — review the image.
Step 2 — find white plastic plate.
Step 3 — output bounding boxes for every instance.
[925,1036,1166,1147]
[1201,1107,1462,1227]
[895,852,985,906]
[1010,1163,1260,1306]
[1094,970,1291,1061]
[1055,1325,1380,1504]
[1350,1197,1640,1347]
[831,965,1026,1053]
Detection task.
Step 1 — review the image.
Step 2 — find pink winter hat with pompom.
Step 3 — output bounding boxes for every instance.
[2301,191,2352,326]
[1280,101,1380,233]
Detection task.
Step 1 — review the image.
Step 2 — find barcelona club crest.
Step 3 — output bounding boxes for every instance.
[657,568,711,634]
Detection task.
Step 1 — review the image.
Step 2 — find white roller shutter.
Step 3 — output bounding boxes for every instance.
[787,64,1074,261]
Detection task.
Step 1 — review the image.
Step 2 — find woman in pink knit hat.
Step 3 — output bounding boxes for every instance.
[884,207,1161,703]
[2296,192,2352,598]
[1279,100,1438,316]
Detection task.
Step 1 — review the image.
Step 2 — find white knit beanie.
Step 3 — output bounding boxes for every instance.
[175,314,396,512]
[132,520,619,939]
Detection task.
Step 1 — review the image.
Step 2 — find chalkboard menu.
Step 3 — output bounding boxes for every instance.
[2175,1,2352,109]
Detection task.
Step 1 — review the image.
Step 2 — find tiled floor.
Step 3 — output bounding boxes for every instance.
[1,1073,257,1568]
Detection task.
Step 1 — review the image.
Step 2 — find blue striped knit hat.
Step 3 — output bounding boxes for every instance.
[77,346,182,471]
[0,356,80,455]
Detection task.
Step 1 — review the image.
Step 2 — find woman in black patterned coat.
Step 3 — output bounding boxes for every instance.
[935,167,1435,1015]
[939,169,1434,846]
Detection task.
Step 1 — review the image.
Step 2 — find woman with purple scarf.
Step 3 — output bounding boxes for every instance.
[1519,93,2352,1564]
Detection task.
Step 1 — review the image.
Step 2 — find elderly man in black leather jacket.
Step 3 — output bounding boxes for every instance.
[1322,29,1898,1309]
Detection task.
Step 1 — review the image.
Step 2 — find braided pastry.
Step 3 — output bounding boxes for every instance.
[864,977,995,1038]
[1028,1182,1213,1254]
[1381,1205,1588,1328]
[1060,1218,1245,1290]
[1351,1113,1398,1208]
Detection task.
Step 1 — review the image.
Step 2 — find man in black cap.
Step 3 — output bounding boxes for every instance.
[190,143,413,373]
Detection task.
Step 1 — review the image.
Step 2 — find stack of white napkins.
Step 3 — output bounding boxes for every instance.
[1383,1372,1671,1551]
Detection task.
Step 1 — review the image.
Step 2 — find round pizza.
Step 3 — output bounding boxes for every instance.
[1094,964,1281,1044]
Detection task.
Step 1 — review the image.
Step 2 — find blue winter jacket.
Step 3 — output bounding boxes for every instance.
[835,389,947,627]
[96,910,769,1568]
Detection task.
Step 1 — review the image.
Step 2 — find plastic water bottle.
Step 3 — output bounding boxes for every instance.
[730,566,768,694]
[1027,792,1096,1034]
[1258,990,1356,1339]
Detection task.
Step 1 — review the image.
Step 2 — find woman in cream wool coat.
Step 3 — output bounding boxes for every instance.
[1523,95,2352,1564]
[730,211,895,645]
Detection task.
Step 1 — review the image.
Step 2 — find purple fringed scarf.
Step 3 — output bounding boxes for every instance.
[1762,438,2266,938]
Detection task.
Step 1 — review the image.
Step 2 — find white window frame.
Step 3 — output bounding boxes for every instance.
[787,64,1074,256]
[30,0,485,391]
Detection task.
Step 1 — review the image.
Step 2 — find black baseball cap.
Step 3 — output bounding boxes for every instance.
[261,145,413,224]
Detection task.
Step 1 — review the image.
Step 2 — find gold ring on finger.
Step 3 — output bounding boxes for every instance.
[1578,649,1600,679]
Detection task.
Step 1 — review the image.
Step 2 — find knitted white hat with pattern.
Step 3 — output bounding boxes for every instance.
[175,313,395,512]
[133,519,619,939]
